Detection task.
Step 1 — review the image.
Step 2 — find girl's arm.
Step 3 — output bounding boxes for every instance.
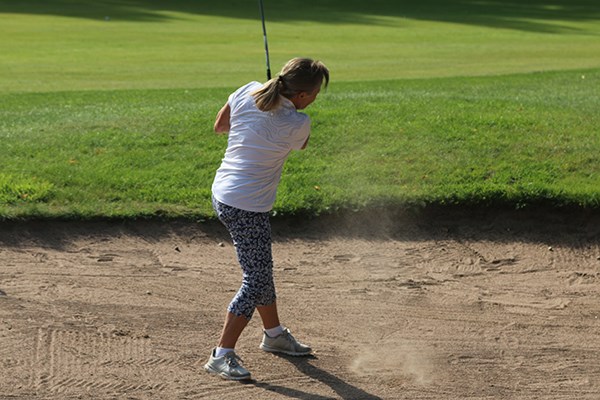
[301,135,310,150]
[214,103,231,133]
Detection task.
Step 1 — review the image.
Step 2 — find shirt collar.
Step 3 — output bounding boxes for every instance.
[279,95,296,110]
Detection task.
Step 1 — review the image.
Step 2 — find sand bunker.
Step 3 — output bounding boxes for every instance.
[1,209,599,399]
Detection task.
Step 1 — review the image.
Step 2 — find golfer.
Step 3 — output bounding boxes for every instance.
[204,58,329,381]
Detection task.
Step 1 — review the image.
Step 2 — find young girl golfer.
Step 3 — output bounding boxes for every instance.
[204,58,330,380]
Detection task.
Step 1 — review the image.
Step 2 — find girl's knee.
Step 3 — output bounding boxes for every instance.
[228,300,255,320]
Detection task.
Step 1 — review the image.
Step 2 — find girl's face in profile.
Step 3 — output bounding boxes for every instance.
[291,84,322,110]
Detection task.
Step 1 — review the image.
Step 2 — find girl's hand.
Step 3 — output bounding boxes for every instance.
[214,103,231,133]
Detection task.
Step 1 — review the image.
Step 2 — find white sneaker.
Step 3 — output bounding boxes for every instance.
[259,328,312,356]
[204,349,251,380]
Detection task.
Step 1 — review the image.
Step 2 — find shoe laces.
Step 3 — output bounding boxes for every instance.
[224,352,244,368]
[282,330,297,344]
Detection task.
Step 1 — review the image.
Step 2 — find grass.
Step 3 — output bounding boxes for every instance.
[1,68,599,218]
[1,1,599,218]
[1,88,224,218]
[1,0,599,92]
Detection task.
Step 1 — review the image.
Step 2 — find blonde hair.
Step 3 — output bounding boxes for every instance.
[252,57,329,112]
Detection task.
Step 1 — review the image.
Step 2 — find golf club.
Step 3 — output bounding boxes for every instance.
[258,0,272,80]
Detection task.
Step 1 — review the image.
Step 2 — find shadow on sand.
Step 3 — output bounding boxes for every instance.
[249,354,383,400]
[0,206,599,251]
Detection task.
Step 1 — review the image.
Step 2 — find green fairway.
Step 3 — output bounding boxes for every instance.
[1,0,599,92]
[1,1,599,219]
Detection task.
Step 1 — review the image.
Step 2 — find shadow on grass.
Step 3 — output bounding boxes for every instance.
[0,0,598,33]
[251,354,382,400]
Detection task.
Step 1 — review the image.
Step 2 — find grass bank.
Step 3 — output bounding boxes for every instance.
[1,68,599,219]
[1,2,599,219]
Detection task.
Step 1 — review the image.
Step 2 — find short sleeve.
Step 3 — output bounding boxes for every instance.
[289,116,311,150]
[228,81,261,110]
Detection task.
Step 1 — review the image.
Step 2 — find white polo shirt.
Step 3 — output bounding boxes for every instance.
[211,81,311,212]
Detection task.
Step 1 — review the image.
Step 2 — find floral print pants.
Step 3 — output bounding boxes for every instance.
[212,197,276,319]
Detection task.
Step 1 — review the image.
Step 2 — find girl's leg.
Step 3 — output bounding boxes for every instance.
[206,198,278,380]
[218,312,249,349]
[218,302,280,350]
[209,198,311,359]
[212,197,277,348]
[256,301,280,330]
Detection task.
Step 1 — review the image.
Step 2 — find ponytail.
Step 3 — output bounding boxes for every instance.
[252,76,285,112]
[252,58,329,112]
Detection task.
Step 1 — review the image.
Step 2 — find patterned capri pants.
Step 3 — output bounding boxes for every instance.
[212,197,276,320]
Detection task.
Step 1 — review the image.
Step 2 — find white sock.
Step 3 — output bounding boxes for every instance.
[265,325,284,338]
[214,347,234,358]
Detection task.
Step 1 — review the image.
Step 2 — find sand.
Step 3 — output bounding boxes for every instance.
[1,209,599,399]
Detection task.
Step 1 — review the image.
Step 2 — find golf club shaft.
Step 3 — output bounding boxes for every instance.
[259,0,272,80]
